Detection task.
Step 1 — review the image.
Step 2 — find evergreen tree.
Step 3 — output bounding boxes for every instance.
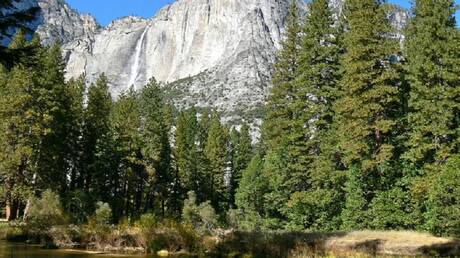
[34,42,71,193]
[0,67,39,220]
[81,74,113,197]
[426,155,460,237]
[175,108,201,200]
[139,78,175,217]
[229,123,253,207]
[280,0,346,230]
[262,0,302,150]
[297,0,344,187]
[204,113,229,213]
[404,0,460,167]
[234,154,268,229]
[335,0,401,171]
[341,166,369,230]
[65,75,86,192]
[259,0,303,228]
[111,87,145,219]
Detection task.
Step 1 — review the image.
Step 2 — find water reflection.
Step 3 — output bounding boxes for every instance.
[0,241,153,258]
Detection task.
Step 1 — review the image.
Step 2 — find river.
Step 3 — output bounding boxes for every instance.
[0,241,156,258]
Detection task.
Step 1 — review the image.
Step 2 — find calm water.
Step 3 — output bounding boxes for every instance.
[0,241,155,258]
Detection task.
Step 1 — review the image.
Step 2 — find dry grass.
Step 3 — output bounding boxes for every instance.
[208,230,460,257]
[324,231,459,257]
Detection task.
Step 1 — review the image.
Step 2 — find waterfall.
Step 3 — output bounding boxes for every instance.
[127,26,148,90]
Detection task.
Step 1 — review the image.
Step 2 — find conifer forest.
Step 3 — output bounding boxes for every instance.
[0,0,460,257]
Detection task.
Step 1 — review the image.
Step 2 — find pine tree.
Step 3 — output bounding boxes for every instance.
[81,74,113,196]
[262,0,302,150]
[139,78,175,217]
[229,123,253,207]
[110,87,144,219]
[335,0,401,170]
[175,108,201,200]
[34,42,71,193]
[259,0,303,227]
[65,75,86,191]
[0,1,40,66]
[297,0,344,187]
[404,0,460,167]
[204,113,229,212]
[341,166,369,230]
[0,67,39,220]
[234,154,268,229]
[280,0,346,231]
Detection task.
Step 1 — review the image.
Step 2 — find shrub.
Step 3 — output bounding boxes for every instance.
[135,213,157,248]
[182,191,218,234]
[148,220,200,253]
[49,224,82,247]
[86,202,113,245]
[26,189,66,242]
[227,209,264,231]
[425,155,460,237]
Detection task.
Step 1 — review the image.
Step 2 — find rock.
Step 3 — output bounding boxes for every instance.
[157,249,169,257]
[2,0,410,130]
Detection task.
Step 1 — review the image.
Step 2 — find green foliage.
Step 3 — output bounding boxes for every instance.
[26,190,66,243]
[404,0,460,167]
[285,189,342,231]
[262,0,302,151]
[175,108,202,200]
[368,187,414,230]
[92,202,112,226]
[341,167,369,230]
[139,78,176,217]
[234,154,268,230]
[182,191,218,234]
[28,190,65,224]
[204,113,230,212]
[86,202,113,244]
[425,156,460,237]
[336,0,402,171]
[147,220,200,253]
[229,123,253,207]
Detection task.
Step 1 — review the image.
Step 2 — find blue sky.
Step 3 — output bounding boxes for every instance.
[67,0,459,26]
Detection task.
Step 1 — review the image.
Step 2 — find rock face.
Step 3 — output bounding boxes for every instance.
[62,0,306,125]
[3,0,410,125]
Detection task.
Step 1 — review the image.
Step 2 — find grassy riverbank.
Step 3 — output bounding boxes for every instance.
[1,222,459,257]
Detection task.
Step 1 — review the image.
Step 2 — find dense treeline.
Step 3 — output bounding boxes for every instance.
[0,0,459,241]
[0,31,253,224]
[239,0,460,236]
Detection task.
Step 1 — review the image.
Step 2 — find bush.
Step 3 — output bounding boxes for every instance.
[86,202,113,245]
[227,209,264,231]
[425,156,460,237]
[147,220,200,253]
[49,224,82,247]
[135,213,157,248]
[182,191,218,234]
[0,223,26,242]
[26,189,66,242]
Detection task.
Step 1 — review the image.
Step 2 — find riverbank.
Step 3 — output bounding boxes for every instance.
[1,221,459,257]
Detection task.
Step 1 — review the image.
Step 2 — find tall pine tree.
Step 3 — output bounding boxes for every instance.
[336,0,402,228]
[404,0,460,168]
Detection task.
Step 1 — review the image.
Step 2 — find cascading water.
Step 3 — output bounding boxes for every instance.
[127,26,148,91]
